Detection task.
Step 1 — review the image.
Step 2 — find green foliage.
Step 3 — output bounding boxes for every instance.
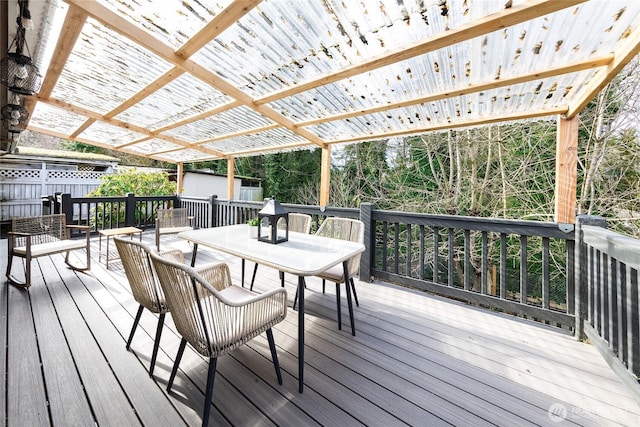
[88,169,176,197]
[247,217,259,226]
[62,140,106,154]
[87,170,176,228]
[235,150,321,203]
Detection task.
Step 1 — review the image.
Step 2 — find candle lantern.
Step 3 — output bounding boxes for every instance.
[257,197,289,244]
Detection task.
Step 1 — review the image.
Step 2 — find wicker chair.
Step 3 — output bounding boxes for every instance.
[248,212,312,290]
[113,237,184,376]
[6,214,91,288]
[155,208,193,251]
[149,252,287,427]
[299,218,364,334]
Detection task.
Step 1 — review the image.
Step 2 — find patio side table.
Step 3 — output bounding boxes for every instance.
[98,227,142,269]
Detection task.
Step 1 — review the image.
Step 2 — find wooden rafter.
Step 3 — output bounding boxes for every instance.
[297,56,613,128]
[256,0,587,105]
[62,0,328,149]
[567,23,640,118]
[325,107,570,145]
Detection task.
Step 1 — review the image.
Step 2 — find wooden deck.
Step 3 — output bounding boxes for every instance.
[1,232,639,426]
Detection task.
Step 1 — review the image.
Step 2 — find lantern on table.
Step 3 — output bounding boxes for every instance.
[257,197,289,244]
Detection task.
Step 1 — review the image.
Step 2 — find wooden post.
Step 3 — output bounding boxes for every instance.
[176,162,183,195]
[555,116,579,224]
[320,145,331,207]
[227,156,235,200]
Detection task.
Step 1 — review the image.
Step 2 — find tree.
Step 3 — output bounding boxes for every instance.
[87,169,176,227]
[88,169,176,197]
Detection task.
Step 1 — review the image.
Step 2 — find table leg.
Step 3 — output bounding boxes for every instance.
[241,259,245,287]
[343,260,356,336]
[298,275,305,393]
[106,236,110,269]
[190,243,198,267]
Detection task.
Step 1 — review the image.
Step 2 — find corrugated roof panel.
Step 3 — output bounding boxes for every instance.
[272,1,640,129]
[126,139,184,155]
[29,103,88,135]
[152,149,218,163]
[51,18,173,115]
[192,0,511,99]
[77,121,148,147]
[470,2,640,86]
[114,73,233,130]
[96,0,233,50]
[161,106,275,143]
[201,127,309,154]
[270,48,473,123]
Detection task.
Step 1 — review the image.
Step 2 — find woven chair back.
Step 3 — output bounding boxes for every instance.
[316,218,364,276]
[114,237,168,314]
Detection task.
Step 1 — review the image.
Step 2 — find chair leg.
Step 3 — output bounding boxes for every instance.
[127,305,144,350]
[149,313,166,377]
[202,358,218,427]
[279,271,285,288]
[266,329,282,385]
[5,256,29,289]
[336,283,342,330]
[167,338,187,392]
[322,279,326,294]
[345,280,356,336]
[350,278,359,307]
[249,263,259,291]
[292,278,306,310]
[25,254,32,288]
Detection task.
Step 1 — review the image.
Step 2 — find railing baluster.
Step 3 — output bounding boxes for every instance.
[406,224,412,277]
[382,222,388,272]
[433,227,439,284]
[419,225,424,281]
[542,237,550,310]
[448,228,454,287]
[500,233,507,300]
[464,229,471,291]
[481,231,488,295]
[520,235,527,305]
[630,268,639,377]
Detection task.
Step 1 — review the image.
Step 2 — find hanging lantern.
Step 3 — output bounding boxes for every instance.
[1,129,21,156]
[0,52,42,95]
[257,198,289,244]
[0,3,42,96]
[1,93,29,126]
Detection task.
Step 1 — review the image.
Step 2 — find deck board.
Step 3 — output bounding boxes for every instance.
[29,256,94,426]
[2,233,640,426]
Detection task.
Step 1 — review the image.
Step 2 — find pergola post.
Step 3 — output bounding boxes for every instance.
[176,162,183,195]
[320,145,331,207]
[555,115,579,224]
[227,156,235,200]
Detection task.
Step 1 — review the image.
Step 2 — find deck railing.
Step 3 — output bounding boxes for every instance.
[56,193,576,326]
[49,192,640,401]
[576,216,640,401]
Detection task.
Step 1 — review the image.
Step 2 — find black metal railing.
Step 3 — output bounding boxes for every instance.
[576,216,640,402]
[48,191,640,401]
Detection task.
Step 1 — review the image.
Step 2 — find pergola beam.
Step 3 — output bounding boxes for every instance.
[256,0,587,105]
[63,0,328,149]
[555,116,579,224]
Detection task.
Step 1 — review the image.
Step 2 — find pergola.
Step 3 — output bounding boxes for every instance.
[2,0,640,222]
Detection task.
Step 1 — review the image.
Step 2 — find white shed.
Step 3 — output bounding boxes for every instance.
[181,170,262,201]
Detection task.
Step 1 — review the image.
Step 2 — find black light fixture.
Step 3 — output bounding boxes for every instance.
[1,92,29,126]
[0,1,42,96]
[257,197,289,244]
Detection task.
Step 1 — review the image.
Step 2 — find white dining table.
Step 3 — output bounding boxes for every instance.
[178,224,365,392]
